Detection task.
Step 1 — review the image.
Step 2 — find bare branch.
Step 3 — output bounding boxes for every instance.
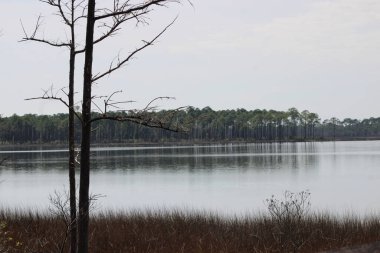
[73,1,88,23]
[92,17,177,83]
[20,16,71,48]
[39,0,71,26]
[91,112,186,132]
[96,11,149,43]
[104,90,121,113]
[74,0,87,10]
[143,96,175,111]
[91,90,136,115]
[22,1,87,51]
[25,86,83,124]
[74,10,149,55]
[90,95,188,133]
[91,100,104,114]
[95,0,177,21]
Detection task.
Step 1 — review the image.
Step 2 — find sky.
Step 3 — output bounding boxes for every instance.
[1,0,380,120]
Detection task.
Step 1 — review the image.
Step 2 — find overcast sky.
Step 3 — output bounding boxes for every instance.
[1,0,380,120]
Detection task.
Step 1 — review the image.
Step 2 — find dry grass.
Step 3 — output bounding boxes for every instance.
[1,208,380,253]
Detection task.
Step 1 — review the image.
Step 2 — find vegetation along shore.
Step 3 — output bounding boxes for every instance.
[1,107,380,145]
[1,192,380,253]
[1,210,380,253]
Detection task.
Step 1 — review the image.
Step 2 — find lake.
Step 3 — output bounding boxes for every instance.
[1,141,380,216]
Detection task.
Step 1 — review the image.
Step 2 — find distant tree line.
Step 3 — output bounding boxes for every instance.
[1,107,380,144]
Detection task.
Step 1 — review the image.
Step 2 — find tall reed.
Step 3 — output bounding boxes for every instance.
[1,208,380,253]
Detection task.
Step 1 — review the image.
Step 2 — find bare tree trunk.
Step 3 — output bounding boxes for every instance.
[68,26,77,253]
[77,1,95,252]
[21,2,81,251]
[67,2,78,251]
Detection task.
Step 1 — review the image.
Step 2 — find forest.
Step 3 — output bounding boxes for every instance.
[1,106,379,144]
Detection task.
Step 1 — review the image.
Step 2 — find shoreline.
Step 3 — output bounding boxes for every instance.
[1,137,380,149]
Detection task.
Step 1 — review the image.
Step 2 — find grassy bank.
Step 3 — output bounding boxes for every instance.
[1,209,380,253]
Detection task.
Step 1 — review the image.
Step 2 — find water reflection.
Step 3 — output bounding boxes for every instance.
[1,141,380,215]
[89,143,321,172]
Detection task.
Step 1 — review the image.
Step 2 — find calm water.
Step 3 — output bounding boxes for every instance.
[1,141,380,215]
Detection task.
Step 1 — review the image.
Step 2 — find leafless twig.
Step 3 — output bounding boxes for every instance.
[25,86,83,124]
[48,190,72,253]
[90,95,188,133]
[95,0,178,21]
[92,17,177,83]
[20,15,71,48]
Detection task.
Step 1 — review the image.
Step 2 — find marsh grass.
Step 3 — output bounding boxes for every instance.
[1,208,380,253]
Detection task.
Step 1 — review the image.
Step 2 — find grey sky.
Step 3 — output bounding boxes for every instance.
[1,0,379,120]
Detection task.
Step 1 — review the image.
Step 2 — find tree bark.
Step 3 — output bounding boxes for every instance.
[77,0,95,252]
[68,12,77,253]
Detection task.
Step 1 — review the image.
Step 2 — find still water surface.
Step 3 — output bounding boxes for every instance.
[1,141,380,215]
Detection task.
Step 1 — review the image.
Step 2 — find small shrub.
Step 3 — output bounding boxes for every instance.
[265,190,311,253]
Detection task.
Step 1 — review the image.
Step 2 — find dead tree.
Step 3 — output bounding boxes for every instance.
[77,1,186,252]
[23,1,187,252]
[21,1,87,252]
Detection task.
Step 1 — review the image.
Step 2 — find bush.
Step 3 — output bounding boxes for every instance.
[265,190,312,253]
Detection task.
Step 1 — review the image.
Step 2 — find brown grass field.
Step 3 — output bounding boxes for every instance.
[1,208,380,253]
